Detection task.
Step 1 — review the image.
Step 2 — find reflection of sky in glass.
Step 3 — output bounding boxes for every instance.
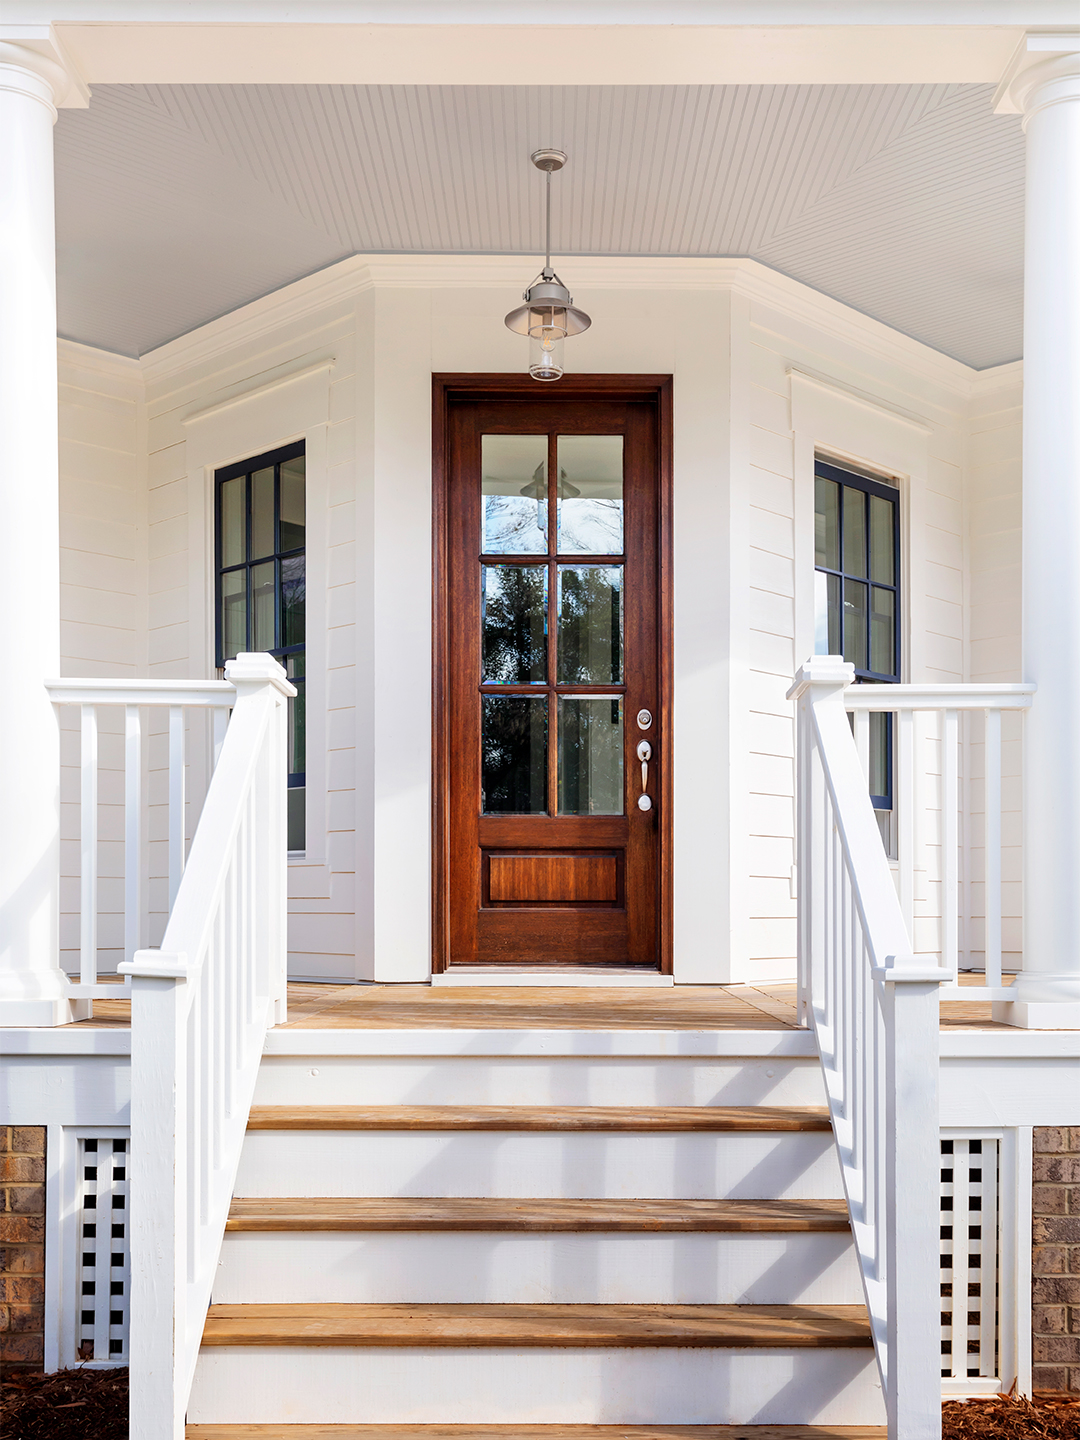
[482,435,548,554]
[557,436,623,554]
[814,571,830,654]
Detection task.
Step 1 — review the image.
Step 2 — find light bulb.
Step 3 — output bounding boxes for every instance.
[529,327,564,382]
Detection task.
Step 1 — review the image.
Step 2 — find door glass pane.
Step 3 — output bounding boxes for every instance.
[220,568,247,662]
[870,585,894,675]
[482,435,548,554]
[252,561,275,652]
[281,555,305,649]
[220,477,246,568]
[843,579,868,670]
[556,436,623,554]
[558,697,624,815]
[250,467,275,561]
[814,478,839,570]
[482,696,547,813]
[280,456,306,552]
[557,566,622,684]
[482,565,547,683]
[843,487,867,577]
[869,494,894,584]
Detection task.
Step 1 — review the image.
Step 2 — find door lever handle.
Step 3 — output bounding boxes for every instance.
[636,740,652,810]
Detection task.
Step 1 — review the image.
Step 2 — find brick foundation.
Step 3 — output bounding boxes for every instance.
[0,1126,47,1369]
[1032,1125,1080,1394]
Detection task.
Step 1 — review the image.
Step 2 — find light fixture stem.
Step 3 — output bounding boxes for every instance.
[545,168,552,272]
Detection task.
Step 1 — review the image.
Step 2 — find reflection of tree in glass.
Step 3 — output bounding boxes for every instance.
[484,495,547,553]
[559,699,623,815]
[559,498,622,554]
[483,567,547,683]
[558,567,622,684]
[482,697,546,812]
[281,557,306,648]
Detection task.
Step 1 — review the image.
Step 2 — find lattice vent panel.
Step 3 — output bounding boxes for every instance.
[76,1137,130,1363]
[941,1137,1000,1381]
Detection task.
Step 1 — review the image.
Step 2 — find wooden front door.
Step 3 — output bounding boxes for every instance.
[434,376,671,971]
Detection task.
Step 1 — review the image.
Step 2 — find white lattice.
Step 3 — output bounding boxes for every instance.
[941,1137,999,1382]
[76,1137,130,1363]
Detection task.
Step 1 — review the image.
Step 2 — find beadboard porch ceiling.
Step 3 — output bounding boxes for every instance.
[55,81,1024,366]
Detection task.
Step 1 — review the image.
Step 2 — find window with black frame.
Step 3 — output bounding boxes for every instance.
[814,458,900,852]
[215,441,306,851]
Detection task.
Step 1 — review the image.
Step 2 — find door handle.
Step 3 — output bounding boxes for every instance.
[636,740,652,812]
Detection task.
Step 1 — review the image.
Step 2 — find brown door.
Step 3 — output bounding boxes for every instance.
[435,377,671,970]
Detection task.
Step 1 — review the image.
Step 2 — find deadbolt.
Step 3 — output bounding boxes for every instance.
[636,709,653,730]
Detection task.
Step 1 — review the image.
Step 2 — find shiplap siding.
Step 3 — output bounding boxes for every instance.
[57,343,144,973]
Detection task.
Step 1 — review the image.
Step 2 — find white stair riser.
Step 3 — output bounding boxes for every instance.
[253,1056,827,1108]
[214,1230,862,1305]
[188,1345,886,1425]
[234,1131,843,1199]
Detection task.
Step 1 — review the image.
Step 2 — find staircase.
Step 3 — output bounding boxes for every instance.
[183,1022,888,1436]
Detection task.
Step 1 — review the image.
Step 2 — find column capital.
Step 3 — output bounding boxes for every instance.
[994,33,1080,121]
[0,25,89,114]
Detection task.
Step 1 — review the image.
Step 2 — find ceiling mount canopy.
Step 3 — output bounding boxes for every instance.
[504,148,591,382]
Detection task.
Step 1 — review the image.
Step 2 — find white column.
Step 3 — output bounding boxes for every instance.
[0,37,84,1024]
[996,38,1080,1028]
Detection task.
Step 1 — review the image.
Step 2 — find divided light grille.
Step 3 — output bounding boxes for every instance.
[941,1137,1000,1382]
[76,1137,130,1363]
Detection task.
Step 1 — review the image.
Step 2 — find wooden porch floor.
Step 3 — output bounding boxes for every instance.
[63,974,1015,1030]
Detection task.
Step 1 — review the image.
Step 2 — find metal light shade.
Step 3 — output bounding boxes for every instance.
[504,277,592,340]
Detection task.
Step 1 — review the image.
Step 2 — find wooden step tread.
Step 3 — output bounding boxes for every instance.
[201,1302,871,1349]
[246,1106,832,1132]
[187,1426,888,1438]
[225,1197,851,1233]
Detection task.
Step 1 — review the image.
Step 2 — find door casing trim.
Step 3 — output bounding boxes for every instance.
[431,372,674,975]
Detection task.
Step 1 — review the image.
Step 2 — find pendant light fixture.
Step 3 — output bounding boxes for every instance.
[504,149,591,382]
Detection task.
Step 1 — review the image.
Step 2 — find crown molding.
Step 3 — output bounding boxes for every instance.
[57,336,144,400]
[969,358,1024,398]
[139,252,985,402]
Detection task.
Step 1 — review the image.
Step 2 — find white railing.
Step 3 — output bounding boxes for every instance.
[118,655,294,1440]
[47,676,235,1006]
[791,657,950,1439]
[843,680,1033,1000]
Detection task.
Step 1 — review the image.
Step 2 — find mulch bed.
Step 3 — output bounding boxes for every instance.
[1,1369,1077,1438]
[943,1392,1080,1438]
[0,1367,127,1439]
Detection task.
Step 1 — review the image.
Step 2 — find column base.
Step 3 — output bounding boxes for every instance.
[0,995,87,1027]
[992,999,1080,1030]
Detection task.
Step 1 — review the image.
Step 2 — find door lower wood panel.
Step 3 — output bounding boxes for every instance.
[433,375,672,971]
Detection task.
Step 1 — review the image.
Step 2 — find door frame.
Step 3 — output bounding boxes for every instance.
[431,372,674,974]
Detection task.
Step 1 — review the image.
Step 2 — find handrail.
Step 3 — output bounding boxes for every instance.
[119,654,294,1440]
[790,657,948,1439]
[47,677,237,1002]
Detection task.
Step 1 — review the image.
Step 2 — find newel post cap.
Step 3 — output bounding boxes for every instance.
[224,653,296,699]
[786,656,855,703]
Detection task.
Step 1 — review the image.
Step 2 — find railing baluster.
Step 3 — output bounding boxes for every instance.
[942,709,959,982]
[984,709,1003,988]
[212,705,229,771]
[124,705,141,965]
[897,708,915,941]
[79,705,99,987]
[854,708,870,781]
[169,706,186,909]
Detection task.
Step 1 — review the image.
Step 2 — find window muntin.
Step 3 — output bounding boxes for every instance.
[814,459,900,821]
[215,441,306,850]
